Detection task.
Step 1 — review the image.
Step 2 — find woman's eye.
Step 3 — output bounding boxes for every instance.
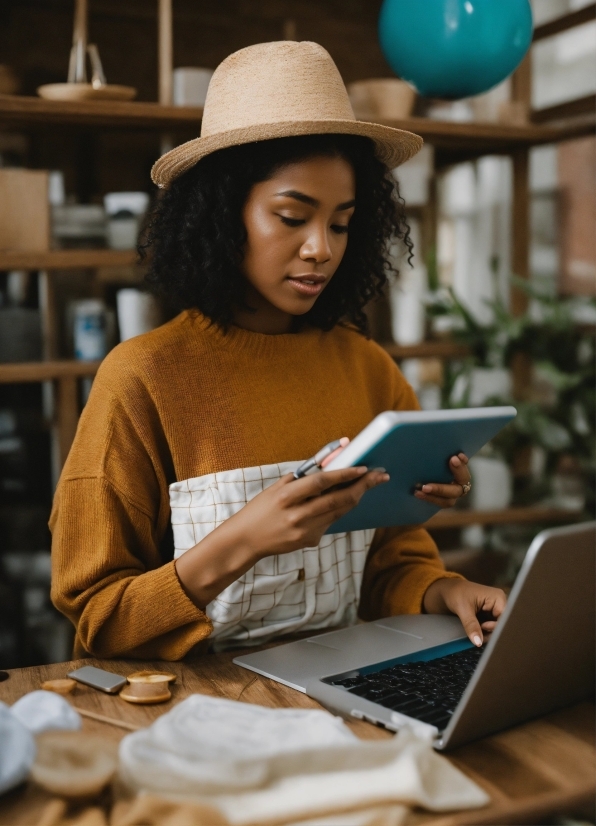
[279,216,305,227]
[331,224,349,235]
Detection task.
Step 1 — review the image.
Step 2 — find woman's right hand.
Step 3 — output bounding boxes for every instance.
[175,467,389,608]
[232,466,389,559]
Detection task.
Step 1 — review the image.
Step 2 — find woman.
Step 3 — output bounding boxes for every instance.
[50,41,505,660]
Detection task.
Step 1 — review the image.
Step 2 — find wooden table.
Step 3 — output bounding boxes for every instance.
[0,652,594,826]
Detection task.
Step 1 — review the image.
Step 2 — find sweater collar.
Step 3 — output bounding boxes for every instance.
[180,309,325,358]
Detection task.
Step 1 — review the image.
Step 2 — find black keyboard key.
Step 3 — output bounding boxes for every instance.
[331,677,366,688]
[329,645,485,731]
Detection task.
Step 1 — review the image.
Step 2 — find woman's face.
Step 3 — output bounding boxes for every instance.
[238,155,356,334]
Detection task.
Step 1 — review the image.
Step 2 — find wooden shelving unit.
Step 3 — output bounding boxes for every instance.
[0,94,202,130]
[0,360,100,383]
[382,340,470,360]
[0,249,138,271]
[0,94,591,147]
[362,114,593,158]
[427,506,583,530]
[1,6,592,538]
[0,360,100,469]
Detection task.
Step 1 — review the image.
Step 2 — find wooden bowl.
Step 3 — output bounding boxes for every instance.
[37,83,137,102]
[30,731,118,799]
[348,78,416,120]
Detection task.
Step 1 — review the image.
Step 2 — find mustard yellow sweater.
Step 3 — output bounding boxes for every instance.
[50,311,458,660]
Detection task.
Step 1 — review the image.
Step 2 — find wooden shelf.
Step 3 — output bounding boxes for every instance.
[366,115,594,155]
[0,95,591,150]
[533,4,596,41]
[0,360,100,383]
[0,249,139,270]
[382,340,470,360]
[0,95,202,130]
[426,506,583,530]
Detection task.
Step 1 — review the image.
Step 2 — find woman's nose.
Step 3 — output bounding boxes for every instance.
[300,225,332,263]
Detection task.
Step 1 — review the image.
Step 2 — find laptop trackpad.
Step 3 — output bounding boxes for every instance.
[233,615,465,692]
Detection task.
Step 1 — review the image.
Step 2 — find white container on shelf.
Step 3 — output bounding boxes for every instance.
[468,456,513,511]
[451,367,512,407]
[73,299,108,360]
[116,289,161,341]
[389,266,428,346]
[173,67,214,106]
[106,217,139,250]
[392,144,434,207]
[104,192,150,250]
[104,192,149,217]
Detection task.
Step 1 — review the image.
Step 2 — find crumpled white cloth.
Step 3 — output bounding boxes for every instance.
[0,691,81,796]
[119,695,489,826]
[11,690,81,735]
[0,702,35,795]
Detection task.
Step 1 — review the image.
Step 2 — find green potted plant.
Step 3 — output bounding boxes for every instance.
[426,277,595,515]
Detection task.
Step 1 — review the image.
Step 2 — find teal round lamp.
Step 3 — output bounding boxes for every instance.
[379,0,533,99]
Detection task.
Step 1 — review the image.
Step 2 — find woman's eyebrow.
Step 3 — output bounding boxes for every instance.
[275,190,356,211]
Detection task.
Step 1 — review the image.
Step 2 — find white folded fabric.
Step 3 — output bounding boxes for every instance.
[0,702,35,795]
[119,695,489,826]
[0,691,82,797]
[10,690,81,735]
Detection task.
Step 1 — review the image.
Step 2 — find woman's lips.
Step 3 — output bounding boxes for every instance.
[286,275,326,297]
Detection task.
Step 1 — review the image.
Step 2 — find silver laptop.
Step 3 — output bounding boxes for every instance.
[234,522,595,750]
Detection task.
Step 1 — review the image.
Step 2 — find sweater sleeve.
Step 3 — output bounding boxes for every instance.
[50,477,211,659]
[49,354,212,660]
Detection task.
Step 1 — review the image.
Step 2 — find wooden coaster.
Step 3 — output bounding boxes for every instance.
[119,688,171,705]
[41,678,77,695]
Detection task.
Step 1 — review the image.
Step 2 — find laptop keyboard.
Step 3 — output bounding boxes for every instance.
[328,645,485,731]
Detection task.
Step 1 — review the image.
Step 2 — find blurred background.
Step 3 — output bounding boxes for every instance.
[0,0,594,669]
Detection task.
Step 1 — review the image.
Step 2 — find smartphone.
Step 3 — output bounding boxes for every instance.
[67,665,127,694]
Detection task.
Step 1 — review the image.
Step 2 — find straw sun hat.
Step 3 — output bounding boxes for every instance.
[151,40,423,188]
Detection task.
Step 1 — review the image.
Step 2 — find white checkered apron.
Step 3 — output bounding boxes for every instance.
[170,463,375,649]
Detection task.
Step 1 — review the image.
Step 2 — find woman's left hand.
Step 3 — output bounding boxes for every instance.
[423,578,507,647]
[414,452,471,508]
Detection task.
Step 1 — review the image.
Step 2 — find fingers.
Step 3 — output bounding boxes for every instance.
[414,483,462,507]
[455,603,485,647]
[278,466,369,505]
[414,453,471,505]
[449,453,471,487]
[303,470,389,522]
[425,580,507,648]
[480,621,497,633]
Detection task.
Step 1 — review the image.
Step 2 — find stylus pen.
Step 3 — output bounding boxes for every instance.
[293,438,349,479]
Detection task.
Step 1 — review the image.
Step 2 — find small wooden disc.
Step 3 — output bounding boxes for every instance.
[41,678,77,695]
[127,670,176,683]
[119,687,171,705]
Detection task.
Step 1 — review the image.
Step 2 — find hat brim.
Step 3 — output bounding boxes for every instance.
[151,119,423,188]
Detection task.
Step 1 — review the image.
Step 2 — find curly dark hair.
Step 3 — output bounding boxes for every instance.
[141,133,412,334]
